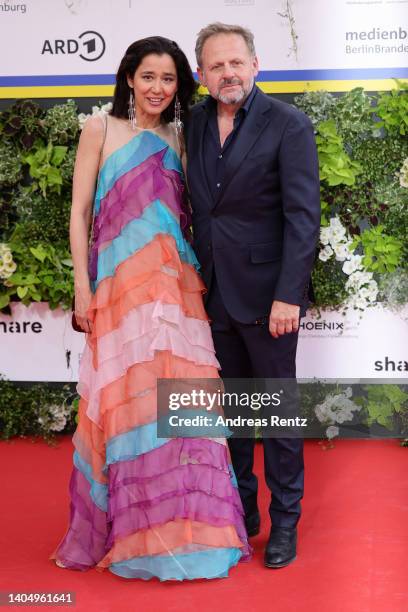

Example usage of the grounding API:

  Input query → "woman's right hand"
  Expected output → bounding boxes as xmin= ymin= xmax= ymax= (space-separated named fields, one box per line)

xmin=74 ymin=284 xmax=93 ymax=333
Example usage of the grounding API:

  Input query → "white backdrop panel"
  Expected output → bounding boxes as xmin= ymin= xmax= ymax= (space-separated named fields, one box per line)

xmin=0 ymin=0 xmax=407 ymax=77
xmin=0 ymin=303 xmax=406 ymax=382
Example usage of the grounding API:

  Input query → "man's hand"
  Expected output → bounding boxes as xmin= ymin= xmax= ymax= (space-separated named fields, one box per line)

xmin=269 ymin=300 xmax=300 ymax=338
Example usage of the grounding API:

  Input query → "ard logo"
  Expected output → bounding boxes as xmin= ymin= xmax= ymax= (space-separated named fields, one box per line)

xmin=41 ymin=31 xmax=106 ymax=62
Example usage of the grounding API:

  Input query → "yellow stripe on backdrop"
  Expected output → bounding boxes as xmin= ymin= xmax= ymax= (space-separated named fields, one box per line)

xmin=0 ymin=80 xmax=406 ymax=99
xmin=0 ymin=85 xmax=115 ymax=99
xmin=257 ymin=79 xmax=408 ymax=94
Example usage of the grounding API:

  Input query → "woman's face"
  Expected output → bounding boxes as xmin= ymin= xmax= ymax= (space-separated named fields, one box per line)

xmin=127 ymin=53 xmax=178 ymax=120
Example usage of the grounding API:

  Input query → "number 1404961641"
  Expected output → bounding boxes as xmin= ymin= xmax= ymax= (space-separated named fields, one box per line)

xmin=0 ymin=592 xmax=75 ymax=606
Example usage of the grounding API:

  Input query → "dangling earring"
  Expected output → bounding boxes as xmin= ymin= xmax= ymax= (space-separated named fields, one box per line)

xmin=174 ymin=94 xmax=183 ymax=135
xmin=128 ymin=90 xmax=137 ymax=130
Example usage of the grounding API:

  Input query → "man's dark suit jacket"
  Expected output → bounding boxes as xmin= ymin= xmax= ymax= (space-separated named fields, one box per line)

xmin=185 ymin=86 xmax=321 ymax=323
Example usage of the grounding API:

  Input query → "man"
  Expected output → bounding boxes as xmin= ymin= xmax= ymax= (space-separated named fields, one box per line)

xmin=185 ymin=23 xmax=320 ymax=568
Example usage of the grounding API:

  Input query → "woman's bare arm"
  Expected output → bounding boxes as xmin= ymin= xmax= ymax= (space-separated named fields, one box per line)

xmin=70 ymin=114 xmax=105 ymax=332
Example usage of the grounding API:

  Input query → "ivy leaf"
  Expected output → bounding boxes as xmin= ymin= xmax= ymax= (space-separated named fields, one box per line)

xmin=0 ymin=294 xmax=10 ymax=309
xmin=30 ymin=246 xmax=47 ymax=262
xmin=17 ymin=286 xmax=28 ymax=298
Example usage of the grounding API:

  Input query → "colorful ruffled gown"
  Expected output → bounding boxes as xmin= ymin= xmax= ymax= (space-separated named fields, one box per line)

xmin=51 ymin=120 xmax=251 ymax=580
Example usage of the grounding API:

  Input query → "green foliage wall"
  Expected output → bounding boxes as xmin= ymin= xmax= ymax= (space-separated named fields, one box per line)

xmin=1 ymin=87 xmax=407 ymax=315
xmin=0 ymin=88 xmax=407 ymax=442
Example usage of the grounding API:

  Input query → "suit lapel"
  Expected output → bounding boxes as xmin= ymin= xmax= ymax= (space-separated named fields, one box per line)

xmin=213 ymin=89 xmax=273 ymax=208
xmin=193 ymin=104 xmax=213 ymax=206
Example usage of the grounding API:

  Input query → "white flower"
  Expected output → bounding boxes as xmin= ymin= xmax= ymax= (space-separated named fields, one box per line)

xmin=345 ymin=270 xmax=373 ymax=290
xmin=358 ymin=287 xmax=371 ymax=299
xmin=319 ymin=245 xmax=334 ymax=262
xmin=78 ymin=104 xmax=111 ymax=130
xmin=398 ymin=158 xmax=408 ymax=188
xmin=329 ymin=217 xmax=346 ymax=233
xmin=0 ymin=245 xmax=16 ymax=279
xmin=326 ymin=425 xmax=339 ymax=439
xmin=329 ymin=219 xmax=347 ymax=241
xmin=342 ymin=255 xmax=363 ymax=276
xmin=320 ymin=227 xmax=331 ymax=246
xmin=359 ymin=282 xmax=378 ymax=302
xmin=348 ymin=295 xmax=369 ymax=310
xmin=315 ymin=390 xmax=360 ymax=429
xmin=101 ymin=102 xmax=112 ymax=113
xmin=315 ymin=403 xmax=330 ymax=423
xmin=77 ymin=112 xmax=88 ymax=129
xmin=336 ymin=411 xmax=348 ymax=424
xmin=4 ymin=264 xmax=16 ymax=278
xmin=44 ymin=404 xmax=71 ymax=432
xmin=333 ymin=243 xmax=351 ymax=261
xmin=331 ymin=230 xmax=347 ymax=244
xmin=49 ymin=416 xmax=67 ymax=432
xmin=366 ymin=280 xmax=378 ymax=302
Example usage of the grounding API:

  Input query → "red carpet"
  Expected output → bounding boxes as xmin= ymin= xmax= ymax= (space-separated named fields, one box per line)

xmin=1 ymin=437 xmax=407 ymax=612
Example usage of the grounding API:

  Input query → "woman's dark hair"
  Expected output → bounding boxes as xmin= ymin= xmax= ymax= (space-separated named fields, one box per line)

xmin=111 ymin=36 xmax=197 ymax=124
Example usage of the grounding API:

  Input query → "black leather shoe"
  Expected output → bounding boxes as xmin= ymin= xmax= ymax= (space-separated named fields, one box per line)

xmin=264 ymin=527 xmax=297 ymax=568
xmin=244 ymin=510 xmax=260 ymax=537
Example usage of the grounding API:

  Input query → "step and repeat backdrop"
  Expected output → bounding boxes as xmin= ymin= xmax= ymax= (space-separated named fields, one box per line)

xmin=0 ymin=0 xmax=407 ymax=381
xmin=0 ymin=303 xmax=407 ymax=381
xmin=0 ymin=0 xmax=407 ymax=97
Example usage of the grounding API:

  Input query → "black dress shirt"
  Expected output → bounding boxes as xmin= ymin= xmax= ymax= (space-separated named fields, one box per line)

xmin=203 ymin=85 xmax=257 ymax=202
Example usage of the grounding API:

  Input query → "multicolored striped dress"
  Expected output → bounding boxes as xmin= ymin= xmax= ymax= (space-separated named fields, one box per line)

xmin=51 ymin=118 xmax=251 ymax=581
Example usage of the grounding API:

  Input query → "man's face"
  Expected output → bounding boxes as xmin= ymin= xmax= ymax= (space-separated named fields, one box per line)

xmin=197 ymin=33 xmax=258 ymax=105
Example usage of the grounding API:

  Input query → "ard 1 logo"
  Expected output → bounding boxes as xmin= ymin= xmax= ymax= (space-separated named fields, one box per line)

xmin=41 ymin=31 xmax=106 ymax=61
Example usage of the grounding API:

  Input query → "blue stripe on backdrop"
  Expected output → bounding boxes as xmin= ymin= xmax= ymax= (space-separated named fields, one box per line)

xmin=1 ymin=67 xmax=407 ymax=87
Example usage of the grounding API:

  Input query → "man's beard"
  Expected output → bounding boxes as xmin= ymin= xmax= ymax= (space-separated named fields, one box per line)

xmin=216 ymin=77 xmax=254 ymax=104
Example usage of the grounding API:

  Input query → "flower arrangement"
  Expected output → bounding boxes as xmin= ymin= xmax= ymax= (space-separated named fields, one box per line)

xmin=0 ymin=100 xmax=79 ymax=311
xmin=398 ymin=157 xmax=408 ymax=188
xmin=0 ymin=88 xmax=407 ymax=316
xmin=311 ymin=383 xmax=408 ymax=448
xmin=318 ymin=217 xmax=378 ymax=311
xmin=37 ymin=403 xmax=73 ymax=433
xmin=295 ymin=84 xmax=408 ymax=313
xmin=0 ymin=376 xmax=78 ymax=441
xmin=77 ymin=101 xmax=112 ymax=130
xmin=315 ymin=387 xmax=362 ymax=443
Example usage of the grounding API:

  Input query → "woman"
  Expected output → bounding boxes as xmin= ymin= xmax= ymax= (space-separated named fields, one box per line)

xmin=51 ymin=37 xmax=251 ymax=581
